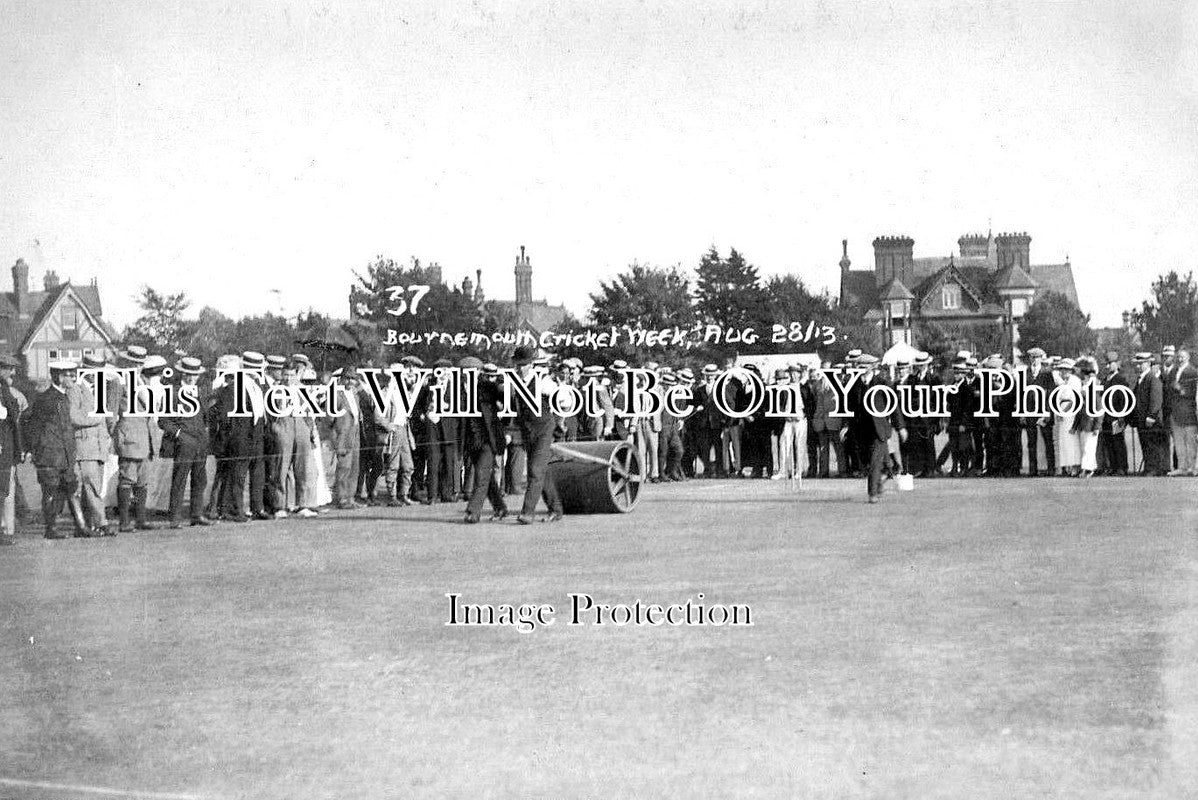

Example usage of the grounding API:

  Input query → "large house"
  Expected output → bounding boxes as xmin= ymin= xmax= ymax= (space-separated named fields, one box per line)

xmin=484 ymin=246 xmax=569 ymax=334
xmin=1 ymin=258 xmax=118 ymax=388
xmin=838 ymin=230 xmax=1079 ymax=356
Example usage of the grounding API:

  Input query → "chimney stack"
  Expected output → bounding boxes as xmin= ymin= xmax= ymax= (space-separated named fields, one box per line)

xmin=12 ymin=259 xmax=28 ymax=317
xmin=514 ymin=246 xmax=533 ymax=304
xmin=44 ymin=269 xmax=60 ymax=291
xmin=839 ymin=240 xmax=851 ymax=272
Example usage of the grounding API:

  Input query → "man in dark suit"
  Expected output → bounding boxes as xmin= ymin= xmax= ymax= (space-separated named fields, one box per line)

xmin=0 ymin=356 xmax=24 ymax=544
xmin=849 ymin=355 xmax=906 ymax=503
xmin=1097 ymin=352 xmax=1129 ymax=476
xmin=512 ymin=346 xmax=563 ymax=524
xmin=1167 ymin=347 xmax=1198 ymax=475
xmin=1131 ymin=352 xmax=1167 ymax=475
xmin=26 ymin=361 xmax=89 ymax=538
xmin=1159 ymin=344 xmax=1177 ymax=468
xmin=1022 ymin=347 xmax=1056 ymax=476
xmin=462 ymin=358 xmax=509 ymax=523
xmin=160 ymin=357 xmax=213 ymax=528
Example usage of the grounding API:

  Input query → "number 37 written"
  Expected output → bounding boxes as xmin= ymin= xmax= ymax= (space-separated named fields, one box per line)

xmin=383 ymin=285 xmax=431 ymax=316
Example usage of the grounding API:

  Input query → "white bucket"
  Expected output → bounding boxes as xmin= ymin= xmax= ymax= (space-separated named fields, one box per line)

xmin=895 ymin=473 xmax=915 ymax=492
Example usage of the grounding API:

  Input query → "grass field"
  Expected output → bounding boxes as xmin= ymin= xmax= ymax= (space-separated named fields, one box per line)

xmin=2 ymin=476 xmax=1197 ymax=799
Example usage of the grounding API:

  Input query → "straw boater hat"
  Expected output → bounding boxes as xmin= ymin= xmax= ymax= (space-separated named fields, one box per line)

xmin=701 ymin=363 xmax=718 ymax=377
xmin=176 ymin=356 xmax=205 ymax=375
xmin=1026 ymin=347 xmax=1046 ymax=359
xmin=1056 ymin=357 xmax=1076 ymax=371
xmin=532 ymin=350 xmax=551 ymax=367
xmin=49 ymin=359 xmax=78 ymax=373
xmin=913 ymin=352 xmax=932 ymax=367
xmin=400 ymin=355 xmax=424 ymax=367
xmin=482 ymin=362 xmax=499 ymax=377
xmin=142 ymin=355 xmax=168 ymax=374
xmin=120 ymin=344 xmax=148 ymax=365
xmin=434 ymin=357 xmax=454 ymax=368
xmin=82 ymin=353 xmax=107 ymax=369
xmin=609 ymin=359 xmax=628 ymax=371
xmin=458 ymin=356 xmax=483 ymax=370
xmin=291 ymin=353 xmax=311 ymax=366
xmin=300 ymin=368 xmax=318 ymax=383
xmin=241 ymin=351 xmax=265 ymax=369
xmin=1132 ymin=351 xmax=1153 ymax=363
xmin=678 ymin=367 xmax=695 ymax=382
xmin=661 ymin=371 xmax=678 ymax=386
xmin=1162 ymin=345 xmax=1176 ymax=356
xmin=582 ymin=365 xmax=604 ymax=378
xmin=266 ymin=355 xmax=287 ymax=370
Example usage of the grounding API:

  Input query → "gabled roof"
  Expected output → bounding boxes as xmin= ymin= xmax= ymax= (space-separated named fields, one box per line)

xmin=490 ymin=299 xmax=569 ymax=334
xmin=17 ymin=282 xmax=115 ymax=352
xmin=994 ymin=262 xmax=1038 ymax=291
xmin=915 ymin=262 xmax=985 ymax=309
xmin=879 ymin=277 xmax=915 ymax=301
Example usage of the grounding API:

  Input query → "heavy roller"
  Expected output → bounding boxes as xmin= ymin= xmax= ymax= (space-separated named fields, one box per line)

xmin=547 ymin=440 xmax=643 ymax=514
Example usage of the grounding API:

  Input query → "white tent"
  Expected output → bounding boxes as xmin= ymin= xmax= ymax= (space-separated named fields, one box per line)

xmin=881 ymin=341 xmax=922 ymax=365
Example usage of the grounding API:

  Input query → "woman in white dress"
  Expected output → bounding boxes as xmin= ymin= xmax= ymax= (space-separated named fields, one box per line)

xmin=301 ymin=370 xmax=333 ymax=508
xmin=1052 ymin=358 xmax=1082 ymax=475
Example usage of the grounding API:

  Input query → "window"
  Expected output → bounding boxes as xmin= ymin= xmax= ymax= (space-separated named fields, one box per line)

xmin=941 ymin=283 xmax=961 ymax=310
xmin=61 ymin=306 xmax=79 ymax=341
xmin=48 ymin=349 xmax=59 ymax=359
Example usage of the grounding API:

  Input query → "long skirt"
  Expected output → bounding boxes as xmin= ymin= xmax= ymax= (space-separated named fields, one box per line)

xmin=1055 ymin=414 xmax=1080 ymax=468
xmin=1078 ymin=430 xmax=1099 ymax=472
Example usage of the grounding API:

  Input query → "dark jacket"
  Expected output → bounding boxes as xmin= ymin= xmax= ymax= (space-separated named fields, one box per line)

xmin=465 ymin=380 xmax=506 ymax=454
xmin=160 ymin=381 xmax=210 ymax=456
xmin=850 ymin=374 xmax=905 ymax=443
xmin=0 ymin=381 xmax=24 ymax=459
xmin=27 ymin=386 xmax=76 ymax=469
xmin=1131 ymin=372 xmax=1163 ymax=429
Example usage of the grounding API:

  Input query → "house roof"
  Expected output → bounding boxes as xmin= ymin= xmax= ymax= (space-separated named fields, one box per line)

xmin=1029 ymin=263 xmax=1078 ymax=306
xmin=13 ymin=282 xmax=116 ymax=352
xmin=879 ymin=277 xmax=915 ymax=301
xmin=490 ymin=299 xmax=569 ymax=334
xmin=840 ymin=270 xmax=880 ymax=310
xmin=994 ymin=263 xmax=1038 ymax=291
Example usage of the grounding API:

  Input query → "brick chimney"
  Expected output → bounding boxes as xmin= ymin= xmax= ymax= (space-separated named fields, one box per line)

xmin=11 ymin=259 xmax=28 ymax=317
xmin=514 ymin=246 xmax=532 ymax=304
xmin=43 ymin=269 xmax=60 ymax=291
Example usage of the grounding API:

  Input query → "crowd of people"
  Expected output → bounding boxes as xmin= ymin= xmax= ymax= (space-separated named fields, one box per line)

xmin=0 ymin=339 xmax=1192 ymax=543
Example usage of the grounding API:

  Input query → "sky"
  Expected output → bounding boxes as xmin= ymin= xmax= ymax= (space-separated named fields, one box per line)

xmin=1 ymin=0 xmax=1196 ymax=330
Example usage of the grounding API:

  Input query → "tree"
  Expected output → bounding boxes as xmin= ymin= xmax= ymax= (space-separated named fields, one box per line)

xmin=587 ymin=262 xmax=696 ymax=363
xmin=694 ymin=247 xmax=768 ymax=330
xmin=123 ymin=286 xmax=192 ymax=355
xmin=1018 ymin=291 xmax=1097 ymax=358
xmin=918 ymin=321 xmax=1007 ymax=369
xmin=349 ymin=256 xmax=487 ymax=364
xmin=761 ymin=275 xmax=842 ymax=356
xmin=1128 ymin=270 xmax=1198 ymax=350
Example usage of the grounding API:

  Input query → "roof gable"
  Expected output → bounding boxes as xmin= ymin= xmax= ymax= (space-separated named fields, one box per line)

xmin=18 ymin=282 xmax=115 ymax=351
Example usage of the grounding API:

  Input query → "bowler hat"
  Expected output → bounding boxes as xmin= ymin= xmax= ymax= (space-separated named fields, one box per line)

xmin=512 ymin=346 xmax=535 ymax=366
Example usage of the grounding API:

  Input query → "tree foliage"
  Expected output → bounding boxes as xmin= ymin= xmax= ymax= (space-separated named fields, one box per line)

xmin=586 ymin=262 xmax=696 ymax=363
xmin=349 ymin=256 xmax=486 ymax=363
xmin=1128 ymin=270 xmax=1198 ymax=350
xmin=122 ymin=286 xmax=192 ymax=355
xmin=1018 ymin=291 xmax=1097 ymax=358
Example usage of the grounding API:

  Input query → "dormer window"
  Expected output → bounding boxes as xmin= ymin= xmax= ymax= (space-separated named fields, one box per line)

xmin=62 ymin=305 xmax=79 ymax=341
xmin=941 ymin=284 xmax=961 ymax=310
